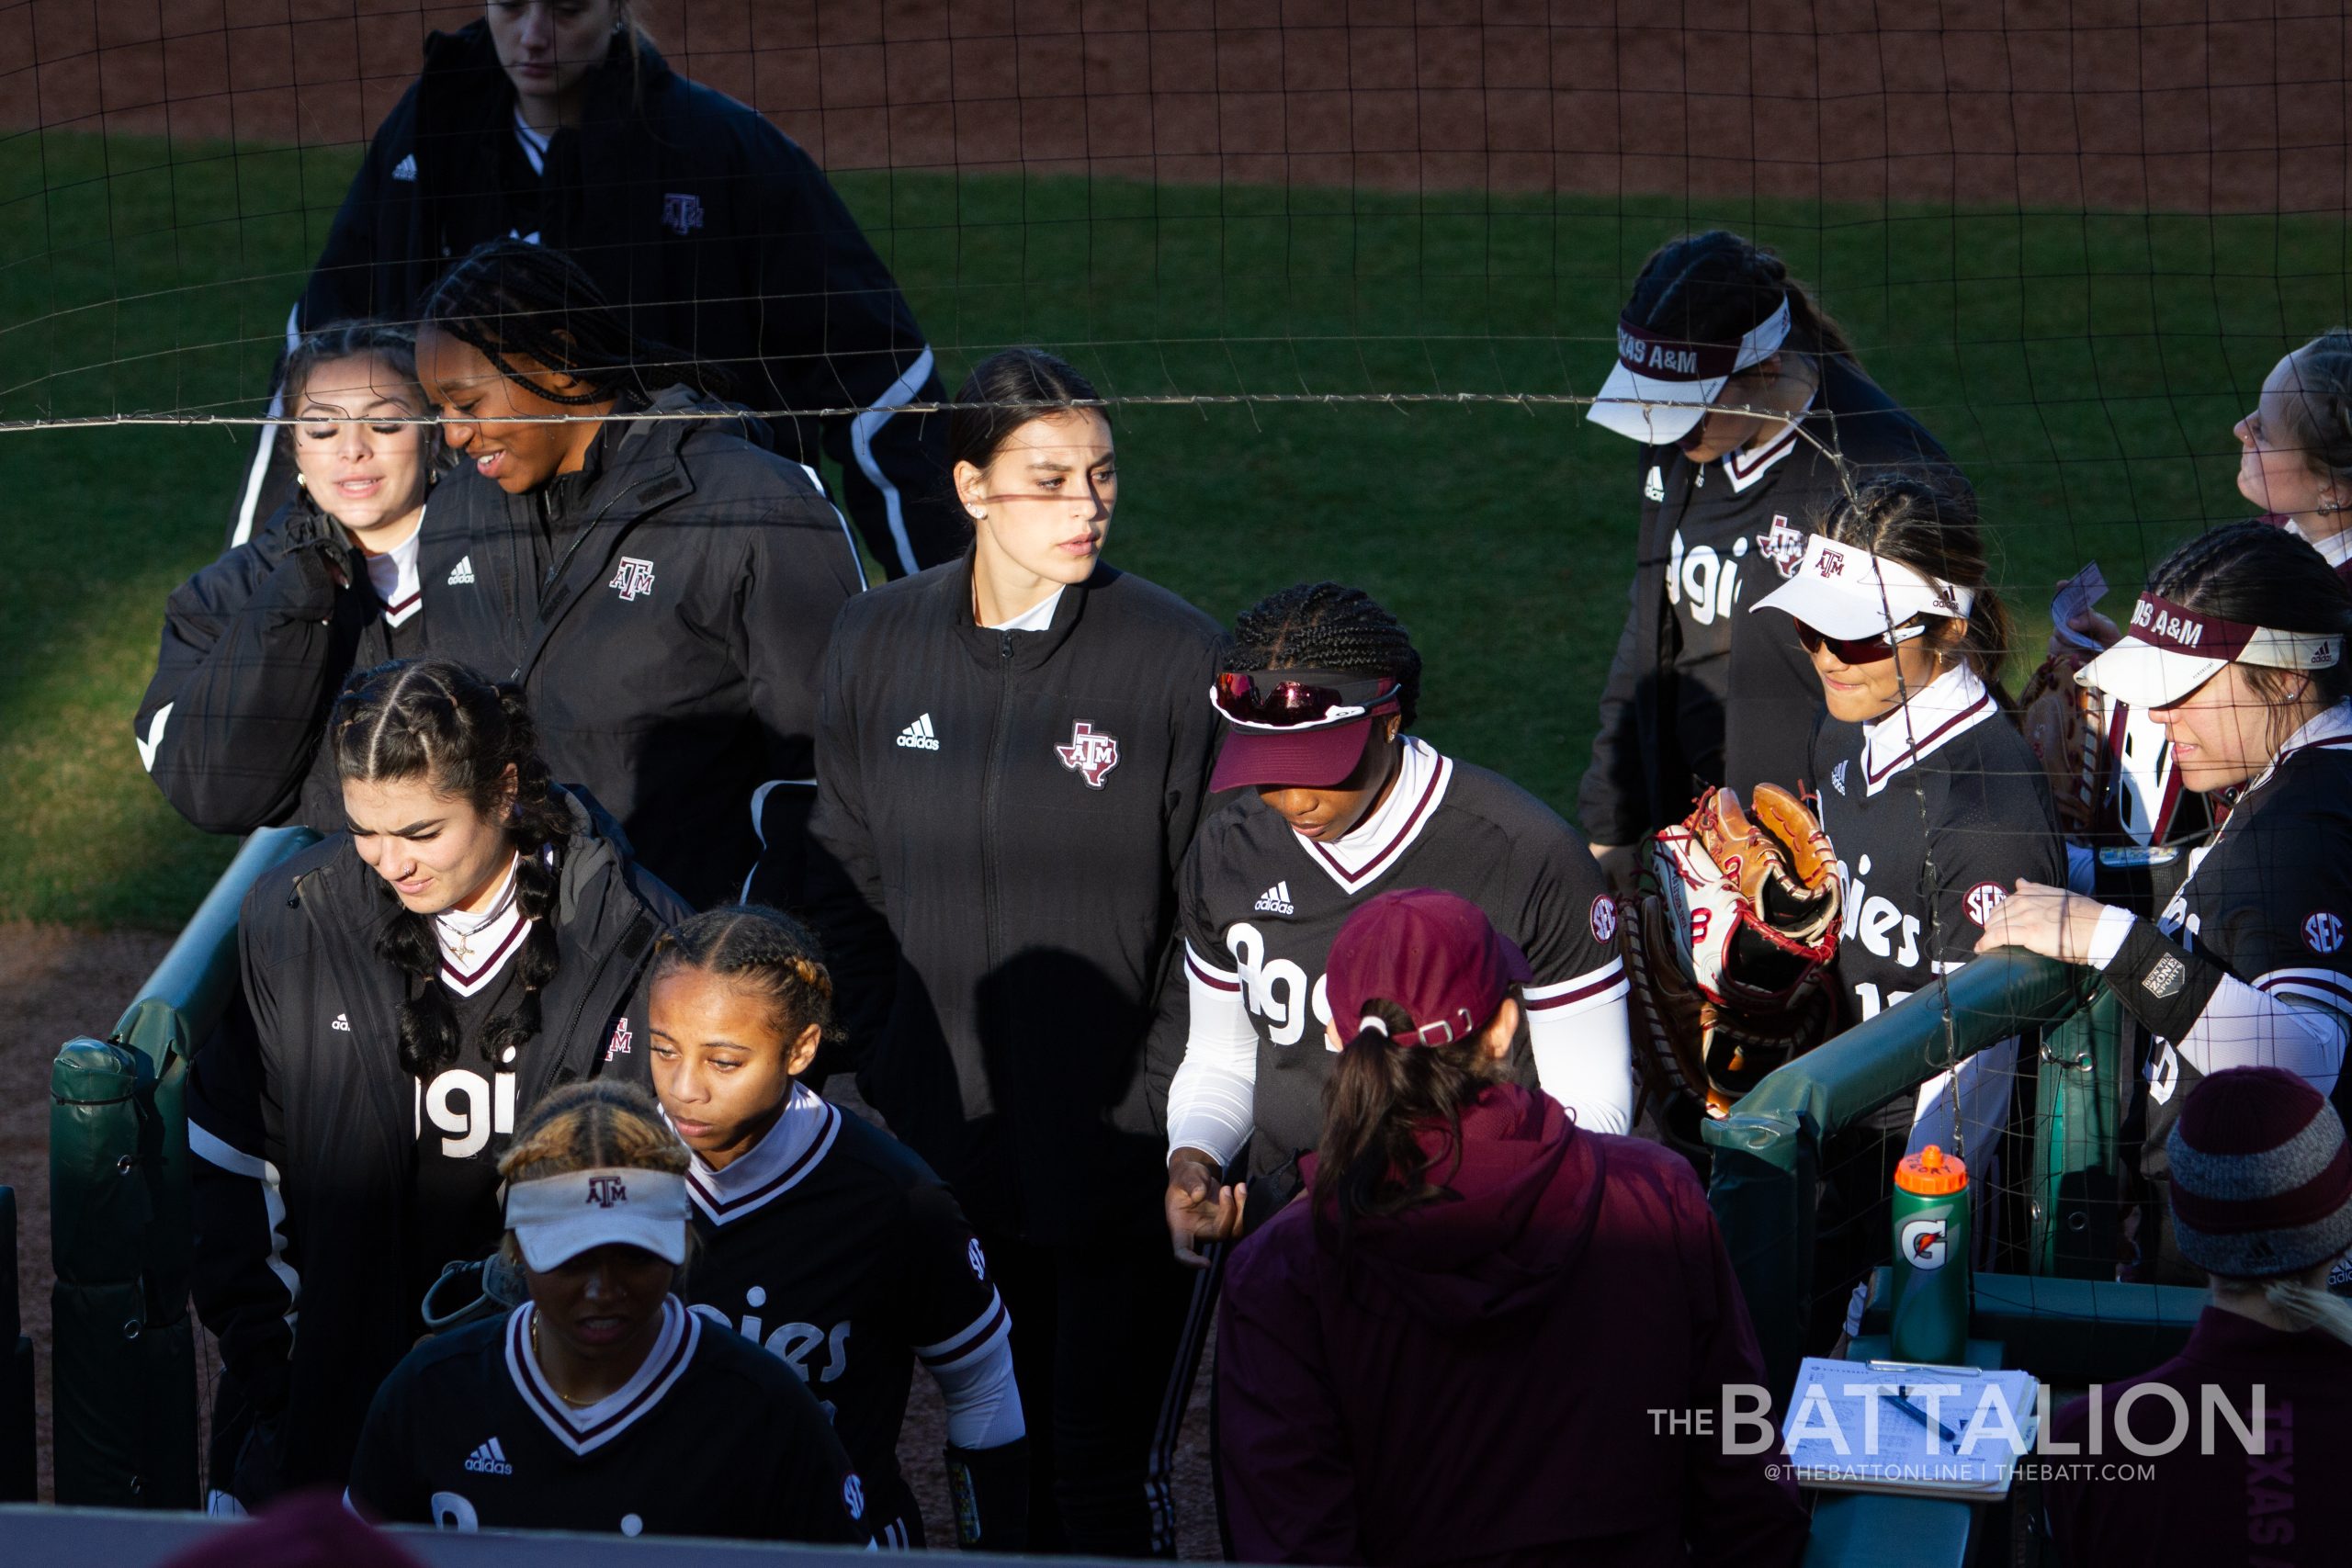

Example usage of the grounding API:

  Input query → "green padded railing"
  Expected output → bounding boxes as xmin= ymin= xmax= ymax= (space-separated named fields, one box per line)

xmin=49 ymin=826 xmax=320 ymax=1508
xmin=1702 ymin=950 xmax=2100 ymax=1396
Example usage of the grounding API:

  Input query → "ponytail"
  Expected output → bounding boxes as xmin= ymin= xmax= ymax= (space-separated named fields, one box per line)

xmin=331 ymin=660 xmax=572 ymax=1079
xmin=2211 ymin=1274 xmax=2352 ymax=1350
xmin=1622 ymin=230 xmax=1860 ymax=371
xmin=1311 ymin=998 xmax=1507 ymax=1250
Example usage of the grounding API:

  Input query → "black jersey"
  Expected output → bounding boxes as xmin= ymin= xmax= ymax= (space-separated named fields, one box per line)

xmin=1812 ymin=669 xmax=2064 ymax=1134
xmin=349 ymin=1299 xmax=871 ymax=1546
xmin=683 ymin=1089 xmax=1006 ymax=1546
xmin=1578 ymin=357 xmax=1962 ymax=844
xmin=2105 ymin=706 xmax=2352 ymax=1198
xmin=1164 ymin=739 xmax=1631 ymax=1204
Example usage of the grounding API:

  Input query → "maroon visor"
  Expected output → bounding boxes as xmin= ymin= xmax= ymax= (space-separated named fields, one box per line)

xmin=1208 ymin=671 xmax=1402 ymax=793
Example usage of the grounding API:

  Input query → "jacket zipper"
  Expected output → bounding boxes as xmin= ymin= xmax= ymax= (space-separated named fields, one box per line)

xmin=978 ymin=631 xmax=1018 ymax=1207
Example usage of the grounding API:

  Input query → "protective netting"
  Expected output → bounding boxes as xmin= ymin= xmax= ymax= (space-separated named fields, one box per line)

xmin=11 ymin=1 xmax=2352 ymax=1388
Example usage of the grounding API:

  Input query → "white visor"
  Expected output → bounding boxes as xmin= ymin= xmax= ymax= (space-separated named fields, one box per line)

xmin=504 ymin=1167 xmax=691 ymax=1271
xmin=1751 ymin=532 xmax=1975 ymax=639
xmin=2075 ymin=592 xmax=2342 ymax=709
xmin=1587 ymin=299 xmax=1792 ymax=446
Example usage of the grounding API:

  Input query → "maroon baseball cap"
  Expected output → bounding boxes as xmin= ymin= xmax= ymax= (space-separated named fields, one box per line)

xmin=1325 ymin=887 xmax=1532 ymax=1048
xmin=1207 ymin=669 xmax=1402 ymax=794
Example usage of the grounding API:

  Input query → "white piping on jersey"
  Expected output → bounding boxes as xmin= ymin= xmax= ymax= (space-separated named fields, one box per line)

xmin=914 ymin=1292 xmax=1011 ymax=1374
xmin=136 ymin=702 xmax=174 ymax=773
xmin=435 ymin=856 xmax=529 ymax=997
xmin=681 ymin=1086 xmax=842 ymax=1223
xmin=513 ymin=107 xmax=550 ymax=175
xmin=1718 ymin=386 xmax=1816 ymax=493
xmin=1293 ymin=737 xmax=1451 ymax=891
xmin=362 ymin=510 xmax=427 ymax=626
xmin=507 ymin=1298 xmax=698 ymax=1454
xmin=188 ymin=1120 xmax=301 ymax=1338
xmin=1860 ymin=663 xmax=1996 ymax=795
xmin=849 ymin=344 xmax=937 ymax=578
xmin=2233 ymin=699 xmax=2352 ymax=804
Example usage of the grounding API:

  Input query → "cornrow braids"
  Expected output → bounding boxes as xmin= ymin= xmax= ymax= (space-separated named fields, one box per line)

xmin=1225 ymin=581 xmax=1424 ymax=728
xmin=331 ymin=659 xmax=574 ymax=1079
xmin=2147 ymin=520 xmax=2352 ymax=706
xmin=499 ymin=1080 xmax=689 ymax=1187
xmin=2271 ymin=329 xmax=2352 ymax=491
xmin=650 ymin=905 xmax=837 ymax=1055
xmin=1623 ymin=229 xmax=1860 ymax=368
xmin=419 ymin=240 xmax=728 ymax=407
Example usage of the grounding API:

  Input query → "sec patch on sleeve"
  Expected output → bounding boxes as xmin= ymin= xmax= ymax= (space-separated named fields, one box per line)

xmin=2306 ymin=911 xmax=2346 ymax=954
xmin=1589 ymin=895 xmax=1619 ymax=945
xmin=1963 ymin=882 xmax=2008 ymax=928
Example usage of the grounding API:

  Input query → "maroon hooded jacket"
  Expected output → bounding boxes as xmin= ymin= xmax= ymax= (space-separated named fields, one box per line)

xmin=1216 ymin=1084 xmax=1808 ymax=1567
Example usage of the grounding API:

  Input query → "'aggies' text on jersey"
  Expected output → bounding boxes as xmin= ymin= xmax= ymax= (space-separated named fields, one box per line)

xmin=1164 ymin=738 xmax=1632 ymax=1208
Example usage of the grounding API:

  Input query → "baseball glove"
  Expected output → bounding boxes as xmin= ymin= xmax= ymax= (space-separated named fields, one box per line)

xmin=2018 ymin=649 xmax=2102 ymax=833
xmin=1623 ymin=784 xmax=1844 ymax=1120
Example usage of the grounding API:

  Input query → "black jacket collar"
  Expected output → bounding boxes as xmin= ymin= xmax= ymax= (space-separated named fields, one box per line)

xmin=942 ymin=554 xmax=1101 ymax=671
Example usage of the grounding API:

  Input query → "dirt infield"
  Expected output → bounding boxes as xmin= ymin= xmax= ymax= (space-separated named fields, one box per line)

xmin=8 ymin=0 xmax=2344 ymax=213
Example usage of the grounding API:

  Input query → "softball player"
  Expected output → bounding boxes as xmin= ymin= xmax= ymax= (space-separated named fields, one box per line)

xmin=1160 ymin=581 xmax=1632 ymax=1258
xmin=1979 ymin=520 xmax=2352 ymax=1282
xmin=279 ymin=0 xmax=954 ymax=575
xmin=187 ymin=660 xmax=687 ymax=1507
xmin=1581 ymin=229 xmax=1967 ymax=872
xmin=646 ymin=907 xmax=1026 ymax=1551
xmin=801 ymin=349 xmax=1221 ymax=1557
xmin=139 ymin=322 xmax=435 ymax=835
xmin=2238 ymin=330 xmax=2352 ymax=585
xmin=348 ymin=1081 xmax=870 ymax=1546
xmin=412 ymin=239 xmax=865 ymax=909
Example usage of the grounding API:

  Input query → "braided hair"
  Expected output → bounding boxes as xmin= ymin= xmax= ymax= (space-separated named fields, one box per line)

xmin=1818 ymin=473 xmax=2015 ymax=696
xmin=1225 ymin=582 xmax=1423 ymax=728
xmin=496 ymin=1080 xmax=692 ymax=1271
xmin=2270 ymin=329 xmax=2352 ymax=495
xmin=331 ymin=659 xmax=572 ymax=1080
xmin=649 ymin=905 xmax=837 ymax=1058
xmin=1622 ymin=230 xmax=1858 ymax=367
xmin=2146 ymin=520 xmax=2352 ymax=707
xmin=418 ymin=239 xmax=727 ymax=407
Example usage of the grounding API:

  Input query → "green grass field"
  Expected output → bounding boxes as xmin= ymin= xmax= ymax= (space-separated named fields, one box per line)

xmin=4 ymin=127 xmax=2345 ymax=925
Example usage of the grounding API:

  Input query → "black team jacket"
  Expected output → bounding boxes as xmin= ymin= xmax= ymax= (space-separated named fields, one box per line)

xmin=1576 ymin=356 xmax=1964 ymax=845
xmin=421 ymin=386 xmax=866 ymax=910
xmin=795 ymin=559 xmax=1225 ymax=1243
xmin=187 ymin=786 xmax=689 ymax=1503
xmin=299 ymin=21 xmax=958 ymax=577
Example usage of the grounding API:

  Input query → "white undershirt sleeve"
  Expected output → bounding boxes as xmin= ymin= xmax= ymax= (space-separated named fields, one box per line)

xmin=1522 ymin=959 xmax=1634 ymax=1135
xmin=918 ymin=1293 xmax=1024 ymax=1451
xmin=1164 ymin=942 xmax=1260 ymax=1168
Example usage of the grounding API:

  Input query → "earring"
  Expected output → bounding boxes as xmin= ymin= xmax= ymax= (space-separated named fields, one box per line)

xmin=295 ymin=472 xmax=308 ymax=490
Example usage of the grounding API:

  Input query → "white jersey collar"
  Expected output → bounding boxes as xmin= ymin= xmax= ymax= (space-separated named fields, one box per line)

xmin=435 ymin=855 xmax=528 ymax=997
xmin=2241 ymin=699 xmax=2352 ymax=800
xmin=987 ymin=585 xmax=1065 ymax=632
xmin=1295 ymin=735 xmax=1453 ymax=892
xmin=507 ymin=1297 xmax=698 ymax=1455
xmin=513 ymin=107 xmax=550 ymax=175
xmin=362 ymin=511 xmax=425 ymax=626
xmin=681 ymin=1083 xmax=842 ymax=1224
xmin=2288 ymin=517 xmax=2352 ymax=570
xmin=1720 ymin=387 xmax=1818 ymax=493
xmin=1860 ymin=662 xmax=1996 ymax=795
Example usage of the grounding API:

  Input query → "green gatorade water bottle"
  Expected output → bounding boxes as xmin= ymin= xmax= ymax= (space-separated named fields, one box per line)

xmin=1889 ymin=1145 xmax=1970 ymax=1365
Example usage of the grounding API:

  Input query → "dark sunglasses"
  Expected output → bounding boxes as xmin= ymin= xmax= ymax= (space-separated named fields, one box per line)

xmin=1213 ymin=670 xmax=1398 ymax=728
xmin=1794 ymin=619 xmax=1929 ymax=666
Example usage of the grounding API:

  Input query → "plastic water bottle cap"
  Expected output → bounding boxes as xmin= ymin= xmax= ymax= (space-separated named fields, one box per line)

xmin=1895 ymin=1144 xmax=1969 ymax=1194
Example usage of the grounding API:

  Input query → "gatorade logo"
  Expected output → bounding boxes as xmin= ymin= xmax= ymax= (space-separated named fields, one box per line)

xmin=1900 ymin=1217 xmax=1950 ymax=1270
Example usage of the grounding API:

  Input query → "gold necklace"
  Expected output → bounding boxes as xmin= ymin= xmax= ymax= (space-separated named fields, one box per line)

xmin=530 ymin=1313 xmax=597 ymax=1407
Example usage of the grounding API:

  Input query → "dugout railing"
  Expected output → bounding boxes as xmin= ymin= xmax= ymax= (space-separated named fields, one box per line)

xmin=48 ymin=826 xmax=318 ymax=1508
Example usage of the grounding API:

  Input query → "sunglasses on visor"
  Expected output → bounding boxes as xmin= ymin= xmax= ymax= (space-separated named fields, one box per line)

xmin=1794 ymin=619 xmax=1931 ymax=665
xmin=1213 ymin=670 xmax=1399 ymax=728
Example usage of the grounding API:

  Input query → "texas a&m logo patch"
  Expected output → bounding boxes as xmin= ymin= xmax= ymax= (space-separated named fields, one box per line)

xmin=605 ymin=1016 xmax=633 ymax=1062
xmin=585 ymin=1174 xmax=629 ymax=1208
xmin=1056 ymin=722 xmax=1119 ymax=788
xmin=1759 ymin=515 xmax=1804 ymax=579
xmin=609 ymin=558 xmax=657 ymax=602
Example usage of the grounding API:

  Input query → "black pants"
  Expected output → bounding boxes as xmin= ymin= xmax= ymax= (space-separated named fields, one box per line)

xmin=980 ymin=1224 xmax=1196 ymax=1557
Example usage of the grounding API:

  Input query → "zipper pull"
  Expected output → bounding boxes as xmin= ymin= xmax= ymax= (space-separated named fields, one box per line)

xmin=1000 ymin=631 xmax=1013 ymax=662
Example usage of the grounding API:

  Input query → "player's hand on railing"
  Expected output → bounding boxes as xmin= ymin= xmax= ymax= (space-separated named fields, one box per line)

xmin=1973 ymin=879 xmax=2109 ymax=965
xmin=1165 ymin=1147 xmax=1246 ymax=1269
